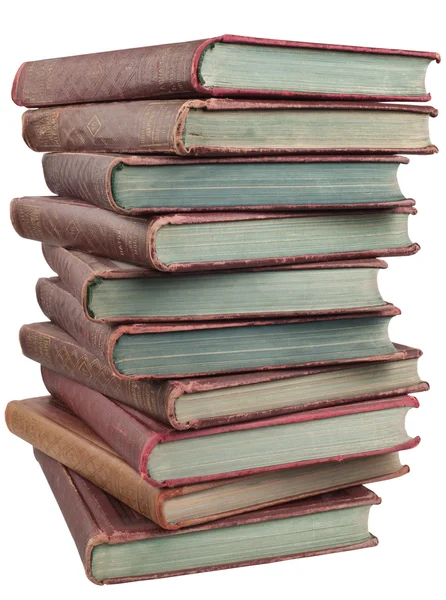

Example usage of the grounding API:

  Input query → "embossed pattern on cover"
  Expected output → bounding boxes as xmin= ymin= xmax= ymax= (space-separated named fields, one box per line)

xmin=34 ymin=450 xmax=381 ymax=585
xmin=12 ymin=34 xmax=440 ymax=107
xmin=41 ymin=153 xmax=414 ymax=214
xmin=15 ymin=377 xmax=420 ymax=488
xmin=20 ymin=322 xmax=428 ymax=429
xmin=5 ymin=394 xmax=406 ymax=530
xmin=42 ymin=244 xmax=391 ymax=322
xmin=10 ymin=197 xmax=420 ymax=272
xmin=34 ymin=277 xmax=404 ymax=380
xmin=21 ymin=99 xmax=439 ymax=156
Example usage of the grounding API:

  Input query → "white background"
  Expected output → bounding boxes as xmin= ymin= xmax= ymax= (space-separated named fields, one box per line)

xmin=1 ymin=1 xmax=445 ymax=598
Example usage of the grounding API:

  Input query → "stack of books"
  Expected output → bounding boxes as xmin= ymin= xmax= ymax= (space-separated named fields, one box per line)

xmin=6 ymin=34 xmax=439 ymax=585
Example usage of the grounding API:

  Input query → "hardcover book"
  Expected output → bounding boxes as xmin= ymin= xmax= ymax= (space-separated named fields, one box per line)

xmin=34 ymin=450 xmax=382 ymax=584
xmin=35 ymin=277 xmax=402 ymax=379
xmin=4 ymin=394 xmax=406 ymax=529
xmin=21 ymin=99 xmax=438 ymax=156
xmin=42 ymin=153 xmax=415 ymax=214
xmin=42 ymin=245 xmax=392 ymax=322
xmin=11 ymin=197 xmax=419 ymax=272
xmin=20 ymin=322 xmax=428 ymax=429
xmin=7 ymin=374 xmax=420 ymax=487
xmin=12 ymin=34 xmax=439 ymax=107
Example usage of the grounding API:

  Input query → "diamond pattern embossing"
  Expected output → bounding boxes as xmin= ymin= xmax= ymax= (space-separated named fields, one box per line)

xmin=66 ymin=219 xmax=81 ymax=240
xmin=87 ymin=115 xmax=102 ymax=137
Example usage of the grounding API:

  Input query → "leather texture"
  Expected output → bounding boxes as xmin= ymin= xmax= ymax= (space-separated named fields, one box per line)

xmin=34 ymin=451 xmax=382 ymax=585
xmin=21 ymin=99 xmax=439 ymax=156
xmin=12 ymin=378 xmax=420 ymax=488
xmin=5 ymin=396 xmax=404 ymax=533
xmin=11 ymin=196 xmax=420 ymax=272
xmin=34 ymin=277 xmax=403 ymax=380
xmin=20 ymin=322 xmax=429 ymax=430
xmin=41 ymin=152 xmax=414 ymax=215
xmin=42 ymin=244 xmax=391 ymax=323
xmin=12 ymin=34 xmax=440 ymax=107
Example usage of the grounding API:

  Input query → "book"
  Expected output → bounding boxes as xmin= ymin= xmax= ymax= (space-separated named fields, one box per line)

xmin=34 ymin=450 xmax=382 ymax=585
xmin=10 ymin=197 xmax=419 ymax=272
xmin=42 ymin=245 xmax=392 ymax=322
xmin=21 ymin=322 xmax=428 ymax=429
xmin=35 ymin=278 xmax=402 ymax=379
xmin=12 ymin=34 xmax=440 ymax=107
xmin=41 ymin=153 xmax=415 ymax=214
xmin=4 ymin=394 xmax=406 ymax=529
xmin=21 ymin=99 xmax=438 ymax=156
xmin=8 ymin=375 xmax=419 ymax=487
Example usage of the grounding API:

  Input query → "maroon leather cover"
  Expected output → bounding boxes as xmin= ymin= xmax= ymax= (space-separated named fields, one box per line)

xmin=12 ymin=34 xmax=440 ymax=107
xmin=38 ymin=370 xmax=420 ymax=487
xmin=21 ymin=99 xmax=438 ymax=156
xmin=11 ymin=196 xmax=420 ymax=272
xmin=20 ymin=322 xmax=428 ymax=429
xmin=35 ymin=277 xmax=403 ymax=379
xmin=5 ymin=393 xmax=404 ymax=531
xmin=34 ymin=450 xmax=381 ymax=585
xmin=42 ymin=244 xmax=391 ymax=322
xmin=42 ymin=153 xmax=414 ymax=214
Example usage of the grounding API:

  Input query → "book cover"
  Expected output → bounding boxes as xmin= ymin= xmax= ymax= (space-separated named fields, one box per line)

xmin=34 ymin=277 xmax=403 ymax=379
xmin=12 ymin=34 xmax=439 ymax=107
xmin=7 ymin=377 xmax=420 ymax=488
xmin=34 ymin=450 xmax=382 ymax=585
xmin=3 ymin=392 xmax=406 ymax=529
xmin=11 ymin=197 xmax=420 ymax=272
xmin=21 ymin=99 xmax=438 ymax=156
xmin=20 ymin=322 xmax=428 ymax=429
xmin=42 ymin=245 xmax=392 ymax=322
xmin=42 ymin=153 xmax=415 ymax=215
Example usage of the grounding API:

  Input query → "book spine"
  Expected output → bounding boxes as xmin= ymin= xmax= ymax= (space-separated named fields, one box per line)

xmin=22 ymin=99 xmax=187 ymax=154
xmin=19 ymin=322 xmax=171 ymax=424
xmin=12 ymin=40 xmax=205 ymax=107
xmin=10 ymin=196 xmax=152 ymax=267
xmin=35 ymin=277 xmax=114 ymax=365
xmin=5 ymin=400 xmax=164 ymax=524
xmin=33 ymin=449 xmax=104 ymax=584
xmin=41 ymin=369 xmax=157 ymax=476
xmin=42 ymin=244 xmax=95 ymax=307
xmin=43 ymin=153 xmax=119 ymax=212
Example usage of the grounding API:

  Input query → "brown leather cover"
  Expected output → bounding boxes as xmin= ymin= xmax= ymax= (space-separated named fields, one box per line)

xmin=11 ymin=196 xmax=420 ymax=272
xmin=42 ymin=244 xmax=391 ymax=322
xmin=20 ymin=322 xmax=428 ymax=429
xmin=34 ymin=450 xmax=382 ymax=584
xmin=4 ymin=392 xmax=404 ymax=534
xmin=12 ymin=34 xmax=440 ymax=107
xmin=42 ymin=152 xmax=414 ymax=214
xmin=21 ymin=99 xmax=438 ymax=156
xmin=18 ymin=375 xmax=419 ymax=487
xmin=35 ymin=277 xmax=403 ymax=379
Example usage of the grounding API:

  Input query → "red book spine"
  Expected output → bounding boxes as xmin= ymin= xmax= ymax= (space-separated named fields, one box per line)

xmin=42 ymin=369 xmax=163 ymax=476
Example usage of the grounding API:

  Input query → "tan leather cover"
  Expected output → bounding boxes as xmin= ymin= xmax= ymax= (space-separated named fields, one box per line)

xmin=6 ymin=397 xmax=401 ymax=533
xmin=7 ymin=383 xmax=419 ymax=488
